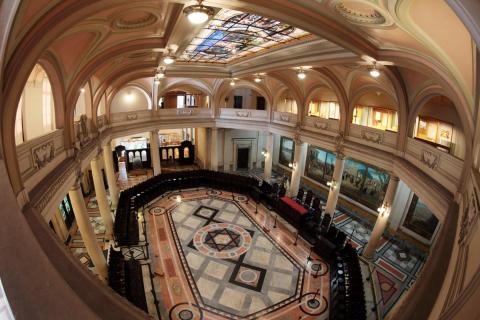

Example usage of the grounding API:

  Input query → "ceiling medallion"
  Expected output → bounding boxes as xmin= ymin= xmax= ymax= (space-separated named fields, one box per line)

xmin=334 ymin=1 xmax=386 ymax=25
xmin=113 ymin=11 xmax=158 ymax=31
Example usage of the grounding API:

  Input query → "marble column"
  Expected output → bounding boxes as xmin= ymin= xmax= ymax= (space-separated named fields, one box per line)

xmin=51 ymin=207 xmax=69 ymax=242
xmin=324 ymin=155 xmax=345 ymax=216
xmin=288 ymin=139 xmax=308 ymax=197
xmin=210 ymin=128 xmax=219 ymax=171
xmin=363 ymin=175 xmax=400 ymax=259
xmin=264 ymin=132 xmax=273 ymax=180
xmin=91 ymin=154 xmax=114 ymax=239
xmin=69 ymin=182 xmax=108 ymax=280
xmin=103 ymin=144 xmax=119 ymax=209
xmin=150 ymin=130 xmax=161 ymax=175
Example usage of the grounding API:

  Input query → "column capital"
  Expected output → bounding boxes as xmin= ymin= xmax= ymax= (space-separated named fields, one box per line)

xmin=334 ymin=132 xmax=345 ymax=158
xmin=389 ymin=175 xmax=400 ymax=182
xmin=73 ymin=166 xmax=84 ymax=187
xmin=336 ymin=152 xmax=346 ymax=160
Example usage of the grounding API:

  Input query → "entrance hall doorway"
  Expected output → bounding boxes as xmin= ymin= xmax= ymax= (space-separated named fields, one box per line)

xmin=237 ymin=148 xmax=249 ymax=169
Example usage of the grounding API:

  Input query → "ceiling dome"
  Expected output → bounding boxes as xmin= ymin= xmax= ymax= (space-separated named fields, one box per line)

xmin=334 ymin=1 xmax=386 ymax=25
xmin=112 ymin=10 xmax=158 ymax=31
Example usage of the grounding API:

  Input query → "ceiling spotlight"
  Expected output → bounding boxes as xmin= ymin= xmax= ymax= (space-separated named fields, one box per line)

xmin=254 ymin=75 xmax=262 ymax=83
xmin=163 ymin=55 xmax=175 ymax=65
xmin=183 ymin=0 xmax=214 ymax=25
xmin=297 ymin=69 xmax=306 ymax=80
xmin=369 ymin=63 xmax=380 ymax=78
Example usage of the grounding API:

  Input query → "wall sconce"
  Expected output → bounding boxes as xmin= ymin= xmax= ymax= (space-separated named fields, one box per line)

xmin=288 ymin=162 xmax=297 ymax=169
xmin=261 ymin=149 xmax=269 ymax=158
xmin=327 ymin=180 xmax=337 ymax=190
xmin=377 ymin=203 xmax=390 ymax=217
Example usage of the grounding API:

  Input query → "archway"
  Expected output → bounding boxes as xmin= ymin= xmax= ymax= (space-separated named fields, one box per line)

xmin=350 ymin=90 xmax=399 ymax=132
xmin=410 ymin=95 xmax=466 ymax=159
xmin=14 ymin=64 xmax=57 ymax=145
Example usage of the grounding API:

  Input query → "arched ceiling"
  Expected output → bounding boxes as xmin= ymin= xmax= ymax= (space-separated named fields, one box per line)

xmin=1 ymin=0 xmax=476 ymax=140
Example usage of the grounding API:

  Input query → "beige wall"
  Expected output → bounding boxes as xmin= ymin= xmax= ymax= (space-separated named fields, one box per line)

xmin=111 ymin=86 xmax=151 ymax=113
xmin=222 ymin=129 xmax=266 ymax=171
xmin=226 ymin=88 xmax=265 ymax=109
xmin=195 ymin=127 xmax=209 ymax=169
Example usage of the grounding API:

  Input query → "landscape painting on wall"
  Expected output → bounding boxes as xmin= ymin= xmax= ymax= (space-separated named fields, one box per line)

xmin=340 ymin=158 xmax=390 ymax=210
xmin=305 ymin=146 xmax=336 ymax=185
xmin=403 ymin=195 xmax=439 ymax=241
xmin=279 ymin=136 xmax=294 ymax=167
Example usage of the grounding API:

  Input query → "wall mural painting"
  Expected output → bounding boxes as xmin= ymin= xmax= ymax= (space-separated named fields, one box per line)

xmin=279 ymin=136 xmax=294 ymax=167
xmin=305 ymin=146 xmax=336 ymax=185
xmin=403 ymin=195 xmax=439 ymax=241
xmin=341 ymin=158 xmax=390 ymax=210
xmin=180 ymin=9 xmax=310 ymax=63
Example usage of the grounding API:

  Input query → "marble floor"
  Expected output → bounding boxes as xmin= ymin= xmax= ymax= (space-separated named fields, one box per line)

xmin=145 ymin=189 xmax=329 ymax=320
xmin=332 ymin=209 xmax=426 ymax=318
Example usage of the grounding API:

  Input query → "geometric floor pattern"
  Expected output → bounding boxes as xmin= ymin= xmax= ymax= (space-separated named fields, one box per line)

xmin=146 ymin=189 xmax=330 ymax=320
xmin=169 ymin=197 xmax=303 ymax=318
xmin=333 ymin=210 xmax=426 ymax=318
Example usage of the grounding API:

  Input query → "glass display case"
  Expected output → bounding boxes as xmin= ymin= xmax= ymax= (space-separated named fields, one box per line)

xmin=308 ymin=100 xmax=340 ymax=119
xmin=352 ymin=105 xmax=398 ymax=132
xmin=414 ymin=116 xmax=453 ymax=152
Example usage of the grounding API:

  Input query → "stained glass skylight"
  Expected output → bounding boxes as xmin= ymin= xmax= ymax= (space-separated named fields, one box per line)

xmin=180 ymin=9 xmax=311 ymax=63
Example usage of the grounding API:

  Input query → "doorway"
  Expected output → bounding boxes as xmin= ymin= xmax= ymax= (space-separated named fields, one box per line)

xmin=234 ymin=96 xmax=243 ymax=109
xmin=237 ymin=148 xmax=250 ymax=169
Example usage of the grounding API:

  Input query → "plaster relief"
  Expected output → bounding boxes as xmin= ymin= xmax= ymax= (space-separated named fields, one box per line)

xmin=421 ymin=150 xmax=439 ymax=169
xmin=459 ymin=184 xmax=479 ymax=245
xmin=177 ymin=109 xmax=193 ymax=116
xmin=314 ymin=121 xmax=328 ymax=130
xmin=236 ymin=110 xmax=251 ymax=118
xmin=126 ymin=113 xmax=138 ymax=121
xmin=32 ymin=141 xmax=55 ymax=169
xmin=280 ymin=113 xmax=291 ymax=122
xmin=361 ymin=130 xmax=383 ymax=144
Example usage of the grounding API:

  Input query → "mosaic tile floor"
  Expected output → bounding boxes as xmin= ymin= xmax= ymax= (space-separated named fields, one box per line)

xmin=145 ymin=189 xmax=329 ymax=320
xmin=69 ymin=211 xmax=109 ymax=271
xmin=332 ymin=210 xmax=426 ymax=317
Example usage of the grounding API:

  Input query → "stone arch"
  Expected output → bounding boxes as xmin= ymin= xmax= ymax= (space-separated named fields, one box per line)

xmin=214 ymin=79 xmax=273 ymax=111
xmin=110 ymin=84 xmax=152 ymax=113
xmin=309 ymin=68 xmax=349 ymax=132
xmin=348 ymin=84 xmax=400 ymax=133
xmin=408 ymin=87 xmax=467 ymax=159
xmin=272 ymin=86 xmax=299 ymax=114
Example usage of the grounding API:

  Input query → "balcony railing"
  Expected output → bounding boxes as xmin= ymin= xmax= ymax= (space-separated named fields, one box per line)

xmin=348 ymin=124 xmax=398 ymax=152
xmin=16 ymin=129 xmax=65 ymax=183
xmin=405 ymin=137 xmax=463 ymax=193
xmin=303 ymin=116 xmax=340 ymax=135
xmin=218 ymin=108 xmax=268 ymax=121
xmin=272 ymin=111 xmax=297 ymax=127
xmin=110 ymin=108 xmax=214 ymax=127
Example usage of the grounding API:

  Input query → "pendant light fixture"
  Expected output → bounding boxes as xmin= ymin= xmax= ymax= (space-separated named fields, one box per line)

xmin=297 ymin=68 xmax=306 ymax=80
xmin=254 ymin=74 xmax=262 ymax=83
xmin=183 ymin=0 xmax=214 ymax=25
xmin=369 ymin=62 xmax=380 ymax=78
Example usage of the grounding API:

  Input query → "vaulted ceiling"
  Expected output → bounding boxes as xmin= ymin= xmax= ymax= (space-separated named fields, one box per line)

xmin=1 ymin=0 xmax=475 ymax=128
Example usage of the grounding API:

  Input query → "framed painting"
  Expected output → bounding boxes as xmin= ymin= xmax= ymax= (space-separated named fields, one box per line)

xmin=403 ymin=195 xmax=439 ymax=241
xmin=279 ymin=136 xmax=294 ymax=167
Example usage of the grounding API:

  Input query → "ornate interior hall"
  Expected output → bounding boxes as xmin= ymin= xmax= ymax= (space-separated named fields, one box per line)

xmin=0 ymin=1 xmax=480 ymax=319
